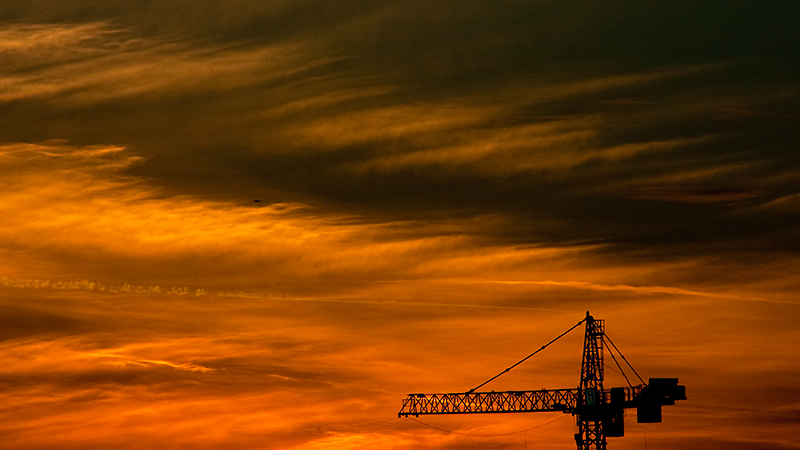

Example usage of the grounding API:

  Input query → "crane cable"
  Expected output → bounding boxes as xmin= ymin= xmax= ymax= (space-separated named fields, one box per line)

xmin=468 ymin=317 xmax=586 ymax=393
xmin=605 ymin=340 xmax=633 ymax=388
xmin=603 ymin=332 xmax=646 ymax=385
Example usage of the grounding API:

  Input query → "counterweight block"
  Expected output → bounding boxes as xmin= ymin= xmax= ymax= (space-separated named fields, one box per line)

xmin=637 ymin=378 xmax=687 ymax=423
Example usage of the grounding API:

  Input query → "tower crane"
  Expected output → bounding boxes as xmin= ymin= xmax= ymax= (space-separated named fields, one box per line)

xmin=398 ymin=311 xmax=686 ymax=450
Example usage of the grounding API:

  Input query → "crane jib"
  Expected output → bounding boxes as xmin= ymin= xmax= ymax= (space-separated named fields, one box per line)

xmin=399 ymin=388 xmax=582 ymax=416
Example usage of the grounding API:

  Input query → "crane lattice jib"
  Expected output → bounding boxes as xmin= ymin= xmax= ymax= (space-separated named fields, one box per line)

xmin=399 ymin=389 xmax=579 ymax=416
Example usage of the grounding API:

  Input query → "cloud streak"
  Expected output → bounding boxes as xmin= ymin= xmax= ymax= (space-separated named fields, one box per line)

xmin=0 ymin=22 xmax=320 ymax=104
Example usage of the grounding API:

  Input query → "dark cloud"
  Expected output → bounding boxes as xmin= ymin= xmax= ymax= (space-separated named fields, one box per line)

xmin=0 ymin=304 xmax=90 ymax=341
xmin=3 ymin=1 xmax=797 ymax=266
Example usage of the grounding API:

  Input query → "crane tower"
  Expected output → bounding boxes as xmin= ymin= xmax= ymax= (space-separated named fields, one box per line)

xmin=398 ymin=312 xmax=686 ymax=450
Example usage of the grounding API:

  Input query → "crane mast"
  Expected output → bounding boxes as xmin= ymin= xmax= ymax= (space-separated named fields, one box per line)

xmin=577 ymin=313 xmax=606 ymax=449
xmin=398 ymin=312 xmax=686 ymax=450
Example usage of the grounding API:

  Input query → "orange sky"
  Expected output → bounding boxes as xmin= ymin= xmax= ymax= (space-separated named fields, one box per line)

xmin=1 ymin=3 xmax=799 ymax=450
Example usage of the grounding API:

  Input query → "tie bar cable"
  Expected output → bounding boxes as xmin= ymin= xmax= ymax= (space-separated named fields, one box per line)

xmin=468 ymin=317 xmax=586 ymax=393
xmin=605 ymin=341 xmax=633 ymax=388
xmin=603 ymin=332 xmax=646 ymax=385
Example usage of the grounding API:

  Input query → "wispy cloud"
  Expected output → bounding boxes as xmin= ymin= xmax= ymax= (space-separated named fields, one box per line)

xmin=0 ymin=22 xmax=317 ymax=104
xmin=89 ymin=352 xmax=215 ymax=373
xmin=2 ymin=140 xmax=611 ymax=297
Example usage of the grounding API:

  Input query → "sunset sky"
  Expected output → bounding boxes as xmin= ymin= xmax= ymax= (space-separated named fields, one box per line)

xmin=1 ymin=2 xmax=799 ymax=449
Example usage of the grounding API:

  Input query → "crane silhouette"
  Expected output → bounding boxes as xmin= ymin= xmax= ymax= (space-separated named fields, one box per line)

xmin=398 ymin=311 xmax=686 ymax=450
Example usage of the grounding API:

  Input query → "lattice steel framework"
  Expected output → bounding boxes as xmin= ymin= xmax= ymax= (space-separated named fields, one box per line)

xmin=576 ymin=313 xmax=606 ymax=450
xmin=400 ymin=389 xmax=579 ymax=415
